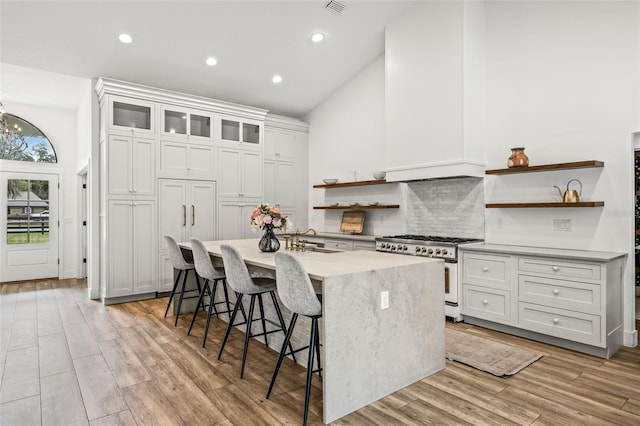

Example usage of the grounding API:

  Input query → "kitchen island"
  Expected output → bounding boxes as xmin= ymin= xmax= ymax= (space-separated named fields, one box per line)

xmin=179 ymin=239 xmax=445 ymax=423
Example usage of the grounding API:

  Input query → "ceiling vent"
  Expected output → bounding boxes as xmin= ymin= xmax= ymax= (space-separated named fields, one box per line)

xmin=325 ymin=0 xmax=346 ymax=14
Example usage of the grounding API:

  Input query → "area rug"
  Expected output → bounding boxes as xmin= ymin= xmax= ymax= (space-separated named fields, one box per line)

xmin=446 ymin=329 xmax=543 ymax=377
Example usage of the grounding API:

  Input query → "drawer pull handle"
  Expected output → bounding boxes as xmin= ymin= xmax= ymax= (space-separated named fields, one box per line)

xmin=482 ymin=267 xmax=489 ymax=272
xmin=552 ymin=289 xmax=560 ymax=295
xmin=482 ymin=299 xmax=489 ymax=305
xmin=552 ymin=318 xmax=560 ymax=325
xmin=552 ymin=266 xmax=559 ymax=272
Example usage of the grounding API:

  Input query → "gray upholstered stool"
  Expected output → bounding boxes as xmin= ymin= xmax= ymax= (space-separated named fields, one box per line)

xmin=217 ymin=244 xmax=296 ymax=378
xmin=267 ymin=251 xmax=322 ymax=426
xmin=187 ymin=238 xmax=235 ymax=347
xmin=163 ymin=235 xmax=202 ymax=326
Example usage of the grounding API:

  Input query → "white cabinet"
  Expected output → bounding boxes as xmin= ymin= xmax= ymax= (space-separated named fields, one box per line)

xmin=264 ymin=127 xmax=295 ymax=160
xmin=159 ymin=140 xmax=217 ymax=179
xmin=158 ymin=179 xmax=216 ymax=291
xmin=106 ymin=199 xmax=157 ymax=297
xmin=107 ymin=134 xmax=155 ymax=197
xmin=354 ymin=241 xmax=376 ymax=251
xmin=264 ymin=159 xmax=295 ymax=210
xmin=217 ymin=201 xmax=258 ymax=240
xmin=218 ymin=148 xmax=263 ymax=199
xmin=216 ymin=114 xmax=263 ymax=148
xmin=460 ymin=244 xmax=625 ymax=358
xmin=106 ymin=95 xmax=155 ymax=134
xmin=325 ymin=239 xmax=355 ymax=251
xmin=161 ymin=106 xmax=213 ymax=140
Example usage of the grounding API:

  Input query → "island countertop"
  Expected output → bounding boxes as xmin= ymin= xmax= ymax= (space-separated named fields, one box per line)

xmin=179 ymin=238 xmax=439 ymax=281
xmin=179 ymin=238 xmax=446 ymax=423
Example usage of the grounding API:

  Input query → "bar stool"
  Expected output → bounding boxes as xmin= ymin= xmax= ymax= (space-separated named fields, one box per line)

xmin=163 ymin=235 xmax=203 ymax=326
xmin=187 ymin=238 xmax=236 ymax=348
xmin=218 ymin=244 xmax=296 ymax=378
xmin=267 ymin=251 xmax=322 ymax=426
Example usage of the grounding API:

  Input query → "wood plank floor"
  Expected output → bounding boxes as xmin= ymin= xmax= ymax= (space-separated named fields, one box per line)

xmin=1 ymin=278 xmax=639 ymax=425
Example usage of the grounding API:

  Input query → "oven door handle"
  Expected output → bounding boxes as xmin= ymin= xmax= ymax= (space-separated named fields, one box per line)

xmin=444 ymin=265 xmax=450 ymax=295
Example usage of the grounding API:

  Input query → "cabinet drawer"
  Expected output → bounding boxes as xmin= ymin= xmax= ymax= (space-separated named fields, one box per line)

xmin=462 ymin=252 xmax=511 ymax=289
xmin=518 ymin=275 xmax=601 ymax=315
xmin=462 ymin=285 xmax=511 ymax=324
xmin=518 ymin=257 xmax=601 ymax=281
xmin=518 ymin=302 xmax=601 ymax=347
xmin=324 ymin=239 xmax=353 ymax=251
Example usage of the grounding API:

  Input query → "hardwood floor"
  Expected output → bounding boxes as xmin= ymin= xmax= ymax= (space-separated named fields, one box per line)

xmin=1 ymin=278 xmax=639 ymax=425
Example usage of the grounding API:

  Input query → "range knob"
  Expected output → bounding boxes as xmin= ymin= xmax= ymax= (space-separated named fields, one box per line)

xmin=402 ymin=245 xmax=408 ymax=251
xmin=420 ymin=247 xmax=427 ymax=253
xmin=427 ymin=248 xmax=434 ymax=255
xmin=435 ymin=249 xmax=442 ymax=255
xmin=442 ymin=249 xmax=448 ymax=255
xmin=391 ymin=245 xmax=396 ymax=251
xmin=415 ymin=246 xmax=420 ymax=253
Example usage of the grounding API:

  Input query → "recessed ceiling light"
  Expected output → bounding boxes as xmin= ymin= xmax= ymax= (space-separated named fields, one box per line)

xmin=206 ymin=57 xmax=217 ymax=66
xmin=272 ymin=75 xmax=283 ymax=84
xmin=118 ymin=33 xmax=133 ymax=44
xmin=311 ymin=33 xmax=325 ymax=43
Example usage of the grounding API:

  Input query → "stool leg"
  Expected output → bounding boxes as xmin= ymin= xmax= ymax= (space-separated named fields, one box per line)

xmin=303 ymin=317 xmax=319 ymax=426
xmin=174 ymin=269 xmax=190 ymax=326
xmin=187 ymin=278 xmax=209 ymax=336
xmin=218 ymin=293 xmax=244 ymax=360
xmin=315 ymin=320 xmax=322 ymax=378
xmin=202 ymin=280 xmax=217 ymax=347
xmin=211 ymin=279 xmax=220 ymax=317
xmin=240 ymin=295 xmax=257 ymax=378
xmin=195 ymin=275 xmax=205 ymax=312
xmin=221 ymin=279 xmax=232 ymax=315
xmin=257 ymin=293 xmax=268 ymax=346
xmin=266 ymin=313 xmax=298 ymax=399
xmin=270 ymin=291 xmax=297 ymax=364
xmin=164 ymin=269 xmax=182 ymax=318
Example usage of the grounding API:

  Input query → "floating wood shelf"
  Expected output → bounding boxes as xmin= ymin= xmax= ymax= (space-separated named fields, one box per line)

xmin=313 ymin=204 xmax=400 ymax=210
xmin=313 ymin=179 xmax=390 ymax=189
xmin=486 ymin=202 xmax=605 ymax=208
xmin=485 ymin=160 xmax=604 ymax=175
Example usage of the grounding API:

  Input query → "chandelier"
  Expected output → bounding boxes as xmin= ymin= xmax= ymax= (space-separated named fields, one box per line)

xmin=0 ymin=102 xmax=28 ymax=159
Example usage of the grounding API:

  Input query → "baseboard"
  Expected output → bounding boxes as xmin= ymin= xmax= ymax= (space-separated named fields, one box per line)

xmin=624 ymin=329 xmax=638 ymax=347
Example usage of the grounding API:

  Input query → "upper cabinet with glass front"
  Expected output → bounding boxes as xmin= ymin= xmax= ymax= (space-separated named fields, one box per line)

xmin=161 ymin=106 xmax=214 ymax=140
xmin=107 ymin=95 xmax=156 ymax=135
xmin=216 ymin=114 xmax=263 ymax=149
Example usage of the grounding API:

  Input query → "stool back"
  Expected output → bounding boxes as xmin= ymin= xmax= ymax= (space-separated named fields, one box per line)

xmin=165 ymin=235 xmax=192 ymax=270
xmin=220 ymin=244 xmax=266 ymax=294
xmin=274 ymin=252 xmax=321 ymax=317
xmin=190 ymin=238 xmax=224 ymax=280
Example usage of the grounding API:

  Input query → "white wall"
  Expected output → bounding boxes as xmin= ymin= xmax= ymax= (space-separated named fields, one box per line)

xmin=483 ymin=0 xmax=639 ymax=345
xmin=305 ymin=55 xmax=406 ymax=235
xmin=1 ymin=63 xmax=94 ymax=280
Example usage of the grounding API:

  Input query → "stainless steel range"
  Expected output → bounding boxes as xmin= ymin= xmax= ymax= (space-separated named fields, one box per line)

xmin=375 ymin=234 xmax=483 ymax=321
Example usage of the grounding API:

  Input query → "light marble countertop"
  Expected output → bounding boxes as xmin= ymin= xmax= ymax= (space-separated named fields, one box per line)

xmin=180 ymin=238 xmax=440 ymax=281
xmin=460 ymin=242 xmax=627 ymax=262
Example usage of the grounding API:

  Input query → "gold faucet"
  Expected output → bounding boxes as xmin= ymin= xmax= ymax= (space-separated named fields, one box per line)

xmin=300 ymin=228 xmax=317 ymax=236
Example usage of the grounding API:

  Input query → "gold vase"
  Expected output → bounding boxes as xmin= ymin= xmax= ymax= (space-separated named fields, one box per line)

xmin=507 ymin=147 xmax=529 ymax=168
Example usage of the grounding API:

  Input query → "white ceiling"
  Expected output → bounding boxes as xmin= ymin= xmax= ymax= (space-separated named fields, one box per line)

xmin=0 ymin=0 xmax=415 ymax=118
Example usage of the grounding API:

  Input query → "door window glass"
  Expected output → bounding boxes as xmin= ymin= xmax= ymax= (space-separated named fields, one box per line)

xmin=7 ymin=179 xmax=50 ymax=244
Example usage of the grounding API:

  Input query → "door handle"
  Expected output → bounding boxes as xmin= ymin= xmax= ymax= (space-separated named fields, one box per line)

xmin=191 ymin=205 xmax=195 ymax=226
xmin=183 ymin=205 xmax=186 ymax=226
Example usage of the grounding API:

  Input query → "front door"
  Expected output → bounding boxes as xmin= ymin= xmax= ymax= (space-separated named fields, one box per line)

xmin=0 ymin=172 xmax=59 ymax=282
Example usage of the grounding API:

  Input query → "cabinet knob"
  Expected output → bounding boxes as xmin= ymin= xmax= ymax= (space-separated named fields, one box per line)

xmin=552 ymin=289 xmax=560 ymax=295
xmin=552 ymin=266 xmax=560 ymax=272
xmin=552 ymin=318 xmax=560 ymax=325
xmin=482 ymin=299 xmax=488 ymax=305
xmin=482 ymin=267 xmax=489 ymax=272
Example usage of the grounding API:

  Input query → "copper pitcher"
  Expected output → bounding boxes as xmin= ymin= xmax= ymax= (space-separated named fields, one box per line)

xmin=554 ymin=179 xmax=582 ymax=203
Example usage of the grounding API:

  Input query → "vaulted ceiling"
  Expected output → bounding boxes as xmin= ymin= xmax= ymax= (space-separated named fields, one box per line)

xmin=0 ymin=0 xmax=415 ymax=118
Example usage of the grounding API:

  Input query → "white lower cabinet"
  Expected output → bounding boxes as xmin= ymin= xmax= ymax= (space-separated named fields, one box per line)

xmin=217 ymin=200 xmax=260 ymax=241
xmin=158 ymin=179 xmax=217 ymax=291
xmin=106 ymin=199 xmax=157 ymax=297
xmin=460 ymin=244 xmax=625 ymax=358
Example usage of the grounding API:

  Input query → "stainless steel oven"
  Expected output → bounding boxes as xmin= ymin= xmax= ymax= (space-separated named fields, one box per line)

xmin=375 ymin=235 xmax=482 ymax=321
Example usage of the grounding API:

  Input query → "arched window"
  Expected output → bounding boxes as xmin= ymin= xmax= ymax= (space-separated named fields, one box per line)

xmin=0 ymin=108 xmax=57 ymax=163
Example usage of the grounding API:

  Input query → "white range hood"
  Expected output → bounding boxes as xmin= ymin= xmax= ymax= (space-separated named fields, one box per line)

xmin=384 ymin=1 xmax=486 ymax=182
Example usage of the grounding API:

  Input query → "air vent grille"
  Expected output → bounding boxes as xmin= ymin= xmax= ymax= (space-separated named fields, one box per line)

xmin=325 ymin=0 xmax=346 ymax=14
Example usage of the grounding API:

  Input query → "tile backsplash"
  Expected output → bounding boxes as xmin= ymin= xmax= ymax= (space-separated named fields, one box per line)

xmin=406 ymin=177 xmax=485 ymax=239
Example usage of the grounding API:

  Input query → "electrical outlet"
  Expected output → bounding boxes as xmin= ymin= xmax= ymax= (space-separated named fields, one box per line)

xmin=380 ymin=291 xmax=389 ymax=309
xmin=554 ymin=219 xmax=572 ymax=231
xmin=496 ymin=217 xmax=503 ymax=229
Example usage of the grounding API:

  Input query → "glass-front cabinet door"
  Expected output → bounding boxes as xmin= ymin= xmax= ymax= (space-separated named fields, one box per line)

xmin=108 ymin=96 xmax=155 ymax=134
xmin=161 ymin=106 xmax=213 ymax=140
xmin=217 ymin=114 xmax=262 ymax=148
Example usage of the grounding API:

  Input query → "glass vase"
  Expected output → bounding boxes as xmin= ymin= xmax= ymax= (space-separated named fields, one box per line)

xmin=258 ymin=226 xmax=280 ymax=252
